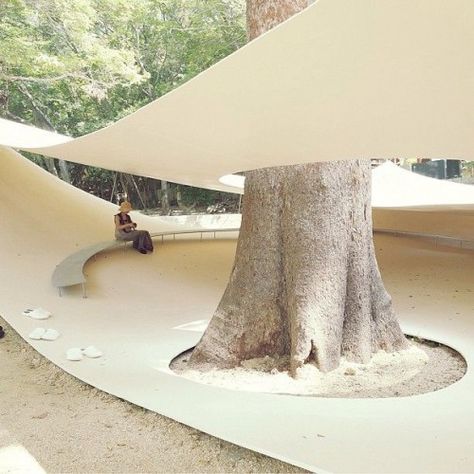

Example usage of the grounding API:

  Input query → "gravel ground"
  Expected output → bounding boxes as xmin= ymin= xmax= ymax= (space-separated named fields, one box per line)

xmin=0 ymin=317 xmax=305 ymax=474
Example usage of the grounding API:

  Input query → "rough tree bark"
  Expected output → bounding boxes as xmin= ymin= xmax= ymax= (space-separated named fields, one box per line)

xmin=189 ymin=0 xmax=408 ymax=375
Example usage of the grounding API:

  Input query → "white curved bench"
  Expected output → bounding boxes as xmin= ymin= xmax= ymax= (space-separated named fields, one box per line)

xmin=51 ymin=228 xmax=239 ymax=297
xmin=374 ymin=228 xmax=474 ymax=250
xmin=51 ymin=240 xmax=126 ymax=297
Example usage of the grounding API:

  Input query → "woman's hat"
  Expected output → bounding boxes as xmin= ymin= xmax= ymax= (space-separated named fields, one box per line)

xmin=118 ymin=201 xmax=132 ymax=212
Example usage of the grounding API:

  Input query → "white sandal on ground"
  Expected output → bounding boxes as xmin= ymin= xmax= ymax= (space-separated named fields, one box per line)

xmin=66 ymin=348 xmax=83 ymax=361
xmin=42 ymin=329 xmax=60 ymax=341
xmin=82 ymin=346 xmax=103 ymax=358
xmin=22 ymin=308 xmax=52 ymax=320
xmin=29 ymin=328 xmax=46 ymax=340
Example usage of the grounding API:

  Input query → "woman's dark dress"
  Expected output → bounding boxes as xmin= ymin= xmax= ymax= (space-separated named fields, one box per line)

xmin=115 ymin=213 xmax=153 ymax=252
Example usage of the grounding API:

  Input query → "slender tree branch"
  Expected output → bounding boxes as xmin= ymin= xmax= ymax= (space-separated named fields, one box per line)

xmin=0 ymin=73 xmax=86 ymax=84
xmin=4 ymin=110 xmax=27 ymax=123
xmin=17 ymin=84 xmax=71 ymax=182
xmin=17 ymin=83 xmax=55 ymax=130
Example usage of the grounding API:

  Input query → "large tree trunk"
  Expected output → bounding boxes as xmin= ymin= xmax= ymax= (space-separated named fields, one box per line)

xmin=189 ymin=0 xmax=408 ymax=375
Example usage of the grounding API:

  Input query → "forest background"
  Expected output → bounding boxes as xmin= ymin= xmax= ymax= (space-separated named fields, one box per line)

xmin=0 ymin=0 xmax=246 ymax=214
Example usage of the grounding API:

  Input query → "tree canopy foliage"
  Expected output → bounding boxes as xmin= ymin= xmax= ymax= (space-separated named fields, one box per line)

xmin=0 ymin=0 xmax=246 ymax=211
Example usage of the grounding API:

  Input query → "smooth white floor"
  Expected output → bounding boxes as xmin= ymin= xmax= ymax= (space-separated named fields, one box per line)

xmin=1 ymin=148 xmax=474 ymax=472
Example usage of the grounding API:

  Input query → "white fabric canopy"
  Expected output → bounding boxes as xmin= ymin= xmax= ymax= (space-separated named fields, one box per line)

xmin=1 ymin=0 xmax=474 ymax=193
xmin=3 ymin=113 xmax=474 ymax=209
xmin=372 ymin=162 xmax=474 ymax=210
xmin=0 ymin=118 xmax=71 ymax=149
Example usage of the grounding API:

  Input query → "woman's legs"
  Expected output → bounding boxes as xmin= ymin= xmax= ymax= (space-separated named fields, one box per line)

xmin=135 ymin=231 xmax=153 ymax=253
xmin=144 ymin=232 xmax=154 ymax=252
xmin=117 ymin=230 xmax=153 ymax=253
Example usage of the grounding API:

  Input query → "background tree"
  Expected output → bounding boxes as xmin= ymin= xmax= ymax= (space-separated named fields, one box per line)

xmin=0 ymin=0 xmax=245 ymax=210
xmin=189 ymin=0 xmax=408 ymax=375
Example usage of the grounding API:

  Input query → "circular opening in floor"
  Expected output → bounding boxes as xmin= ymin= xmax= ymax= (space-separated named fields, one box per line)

xmin=170 ymin=336 xmax=466 ymax=398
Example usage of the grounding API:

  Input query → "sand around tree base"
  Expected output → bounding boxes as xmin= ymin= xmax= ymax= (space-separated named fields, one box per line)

xmin=172 ymin=338 xmax=466 ymax=398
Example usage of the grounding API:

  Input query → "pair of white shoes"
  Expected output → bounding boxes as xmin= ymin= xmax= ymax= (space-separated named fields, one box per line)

xmin=67 ymin=346 xmax=103 ymax=361
xmin=23 ymin=307 xmax=102 ymax=361
xmin=29 ymin=328 xmax=60 ymax=341
xmin=22 ymin=308 xmax=52 ymax=320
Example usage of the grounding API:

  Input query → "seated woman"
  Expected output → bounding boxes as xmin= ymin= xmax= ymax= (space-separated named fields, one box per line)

xmin=114 ymin=201 xmax=153 ymax=254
